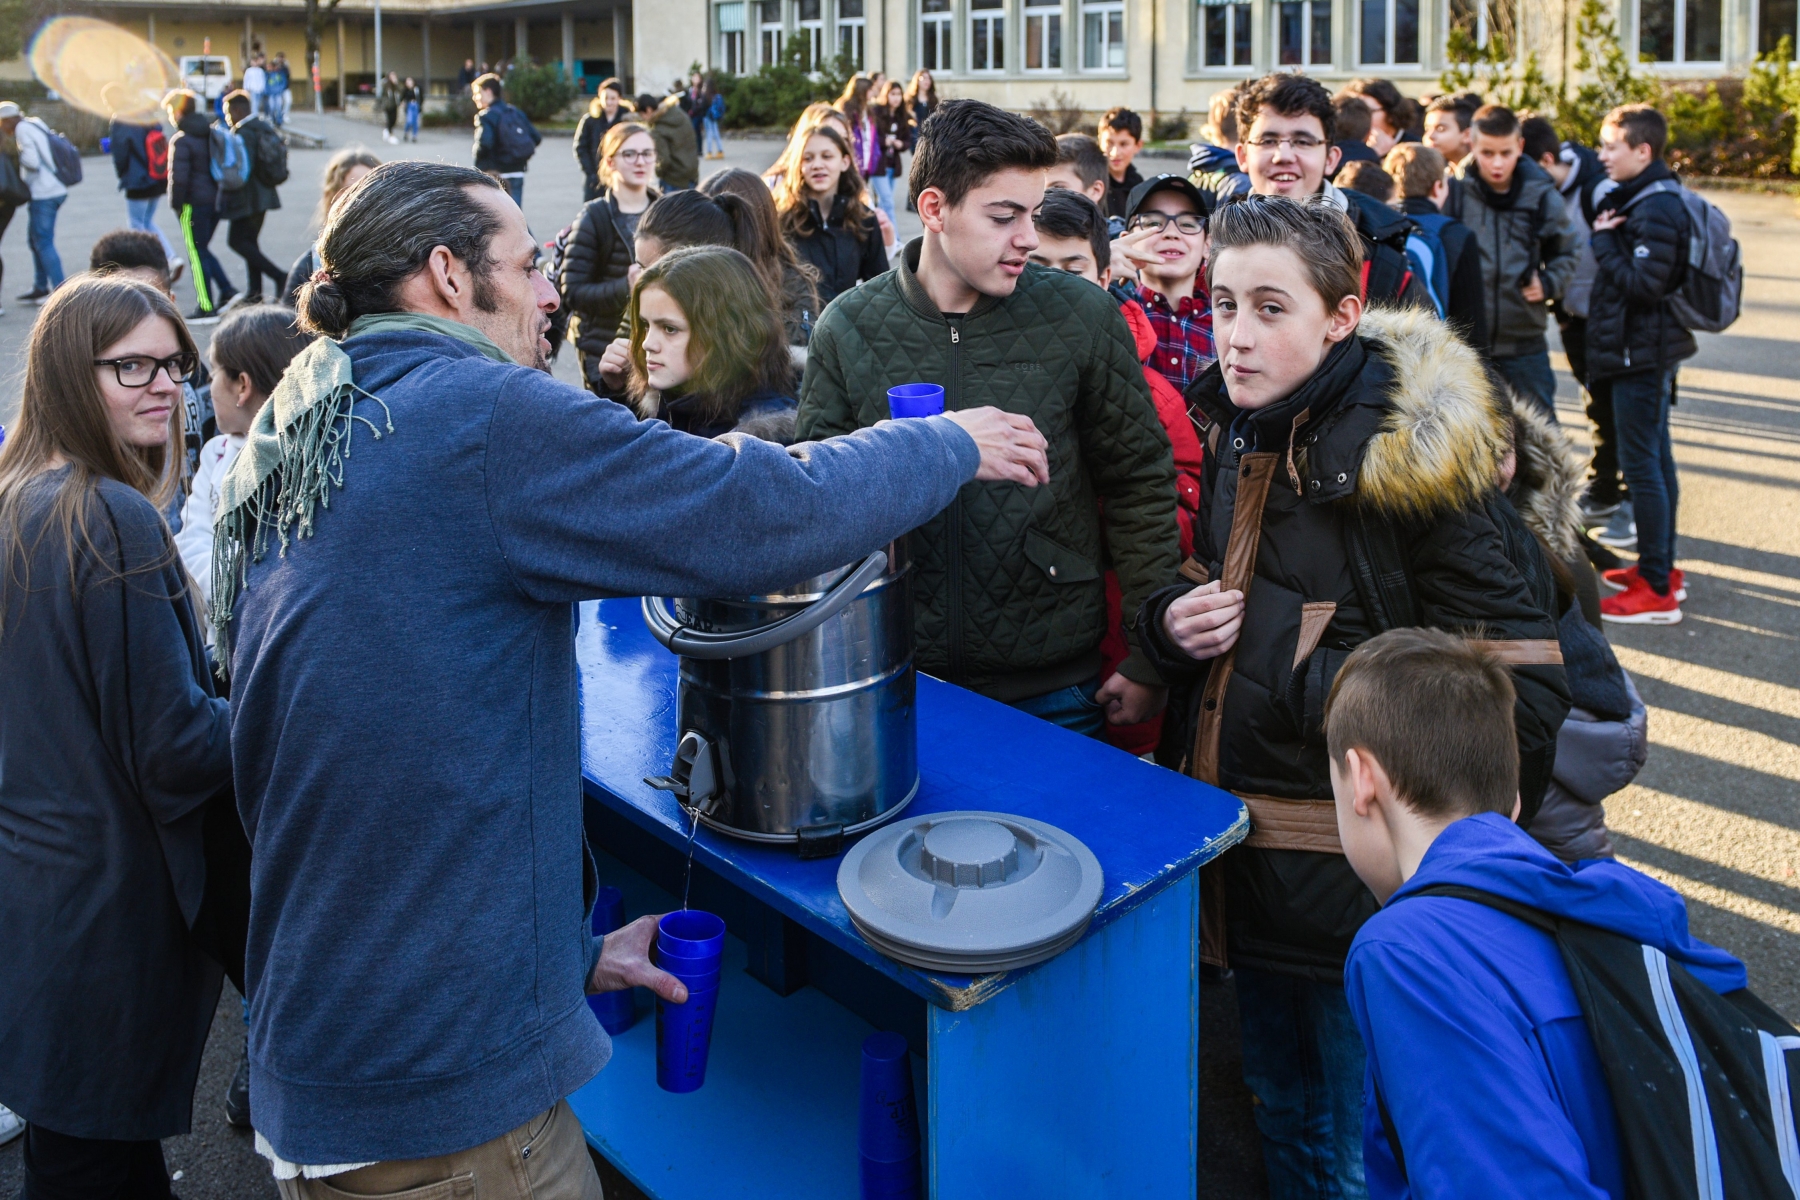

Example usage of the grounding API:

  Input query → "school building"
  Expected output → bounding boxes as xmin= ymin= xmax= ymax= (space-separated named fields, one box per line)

xmin=18 ymin=0 xmax=1792 ymax=117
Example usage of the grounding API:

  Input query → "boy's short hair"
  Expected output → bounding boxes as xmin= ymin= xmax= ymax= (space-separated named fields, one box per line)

xmin=1054 ymin=133 xmax=1108 ymax=192
xmin=1424 ymin=93 xmax=1478 ymax=130
xmin=1236 ymin=73 xmax=1336 ymax=143
xmin=1384 ymin=142 xmax=1447 ymax=199
xmin=1332 ymin=95 xmax=1372 ymax=144
xmin=1603 ymin=103 xmax=1667 ymax=158
xmin=1471 ymin=104 xmax=1521 ymax=139
xmin=1519 ymin=114 xmax=1560 ymax=162
xmin=1337 ymin=159 xmax=1394 ymax=203
xmin=1100 ymin=106 xmax=1142 ymax=142
xmin=1032 ymin=188 xmax=1110 ymax=277
xmin=473 ymin=71 xmax=503 ymax=98
xmin=225 ymin=89 xmax=253 ymax=119
xmin=90 ymin=228 xmax=169 ymax=282
xmin=1207 ymin=193 xmax=1362 ymax=311
xmin=911 ymin=98 xmax=1058 ymax=208
xmin=1207 ymin=85 xmax=1240 ymax=144
xmin=1325 ymin=628 xmax=1519 ymax=819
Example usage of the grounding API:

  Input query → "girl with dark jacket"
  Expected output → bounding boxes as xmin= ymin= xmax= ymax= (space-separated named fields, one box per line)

xmin=574 ymin=78 xmax=633 ymax=202
xmin=870 ymin=81 xmax=913 ymax=224
xmin=626 ymin=244 xmax=800 ymax=442
xmin=164 ymin=88 xmax=236 ymax=323
xmin=219 ymin=90 xmax=288 ymax=305
xmin=109 ymin=118 xmax=178 ymax=269
xmin=0 ymin=276 xmax=234 ymax=1197
xmin=378 ymin=71 xmax=402 ymax=144
xmin=772 ymin=124 xmax=888 ymax=309
xmin=560 ymin=120 xmax=657 ymax=393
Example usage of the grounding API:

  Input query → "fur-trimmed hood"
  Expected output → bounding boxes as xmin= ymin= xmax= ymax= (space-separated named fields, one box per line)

xmin=1505 ymin=389 xmax=1586 ymax=561
xmin=1354 ymin=307 xmax=1508 ymax=520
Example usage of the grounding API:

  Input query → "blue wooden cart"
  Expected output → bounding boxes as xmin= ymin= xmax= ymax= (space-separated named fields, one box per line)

xmin=567 ymin=599 xmax=1246 ymax=1198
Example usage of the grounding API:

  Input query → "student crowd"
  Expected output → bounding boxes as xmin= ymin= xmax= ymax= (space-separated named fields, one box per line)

xmin=0 ymin=56 xmax=1781 ymax=1200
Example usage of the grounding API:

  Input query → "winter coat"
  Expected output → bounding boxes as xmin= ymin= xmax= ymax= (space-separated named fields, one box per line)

xmin=652 ymin=388 xmax=798 ymax=443
xmin=219 ymin=114 xmax=283 ymax=221
xmin=873 ymin=104 xmax=913 ymax=176
xmin=790 ymin=194 xmax=890 ymax=308
xmin=1104 ymin=162 xmax=1144 ymax=221
xmin=1448 ymin=157 xmax=1580 ymax=357
xmin=574 ymin=106 xmax=635 ymax=202
xmin=378 ymin=80 xmax=401 ymax=115
xmin=168 ymin=110 xmax=218 ymax=211
xmin=1140 ymin=308 xmax=1570 ymax=979
xmin=15 ymin=117 xmax=68 ymax=202
xmin=1348 ymin=812 xmax=1745 ymax=1200
xmin=1585 ymin=160 xmax=1697 ymax=382
xmin=0 ymin=470 xmax=232 ymax=1140
xmin=1331 ymin=183 xmax=1436 ymax=311
xmin=561 ymin=187 xmax=658 ymax=363
xmin=1552 ymin=142 xmax=1614 ymax=321
xmin=650 ymin=99 xmax=699 ymax=190
xmin=1331 ymin=139 xmax=1382 ymax=175
xmin=1400 ymin=198 xmax=1488 ymax=354
xmin=1187 ymin=142 xmax=1251 ymax=206
xmin=110 ymin=120 xmax=166 ymax=198
xmin=797 ymin=240 xmax=1183 ymax=701
xmin=474 ymin=101 xmax=541 ymax=174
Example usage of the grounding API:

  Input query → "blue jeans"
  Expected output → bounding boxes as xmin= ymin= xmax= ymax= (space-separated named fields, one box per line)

xmin=27 ymin=195 xmax=64 ymax=292
xmin=1611 ymin=366 xmax=1679 ymax=593
xmin=405 ymin=100 xmax=421 ymax=138
xmin=1009 ymin=676 xmax=1105 ymax=739
xmin=126 ymin=195 xmax=177 ymax=260
xmin=1235 ymin=966 xmax=1369 ymax=1200
xmin=1491 ymin=349 xmax=1558 ymax=422
xmin=702 ymin=115 xmax=724 ymax=155
xmin=871 ymin=170 xmax=897 ymax=224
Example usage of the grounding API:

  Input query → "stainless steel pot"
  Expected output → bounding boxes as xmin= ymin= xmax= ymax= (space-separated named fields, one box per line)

xmin=642 ymin=539 xmax=917 ymax=857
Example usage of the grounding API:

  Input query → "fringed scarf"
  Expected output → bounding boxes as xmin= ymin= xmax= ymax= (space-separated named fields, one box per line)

xmin=207 ymin=312 xmax=512 ymax=670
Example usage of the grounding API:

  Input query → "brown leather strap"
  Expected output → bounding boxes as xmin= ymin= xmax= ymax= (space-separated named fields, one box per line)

xmin=1178 ymin=556 xmax=1212 ymax=586
xmin=1468 ymin=638 xmax=1565 ymax=666
xmin=1294 ymin=601 xmax=1337 ymax=671
xmin=1189 ymin=453 xmax=1281 ymax=787
xmin=1241 ymin=794 xmax=1343 ymax=854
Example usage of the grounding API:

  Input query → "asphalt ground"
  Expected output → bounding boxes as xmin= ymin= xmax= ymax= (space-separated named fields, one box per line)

xmin=0 ymin=118 xmax=1792 ymax=1198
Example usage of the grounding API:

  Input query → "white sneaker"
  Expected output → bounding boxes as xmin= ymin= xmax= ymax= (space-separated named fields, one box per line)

xmin=0 ymin=1101 xmax=23 ymax=1145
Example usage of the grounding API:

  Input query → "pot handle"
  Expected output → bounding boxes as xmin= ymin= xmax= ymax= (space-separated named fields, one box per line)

xmin=642 ymin=550 xmax=889 ymax=660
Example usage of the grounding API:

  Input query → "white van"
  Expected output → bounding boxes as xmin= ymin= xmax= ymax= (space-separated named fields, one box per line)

xmin=178 ymin=56 xmax=234 ymax=103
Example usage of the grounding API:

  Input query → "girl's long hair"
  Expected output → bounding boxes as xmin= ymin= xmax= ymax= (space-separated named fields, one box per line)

xmin=836 ymin=73 xmax=874 ymax=123
xmin=626 ymin=246 xmax=795 ymax=427
xmin=316 ymin=147 xmax=382 ymax=228
xmin=772 ymin=124 xmax=873 ymax=244
xmin=0 ymin=275 xmax=193 ymax=633
xmin=597 ymin=121 xmax=652 ymax=193
xmin=698 ymin=168 xmax=820 ymax=330
xmin=904 ymin=69 xmax=938 ymax=112
xmin=766 ymin=102 xmax=848 ymax=181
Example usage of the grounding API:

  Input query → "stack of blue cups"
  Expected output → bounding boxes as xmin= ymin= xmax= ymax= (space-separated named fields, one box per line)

xmin=859 ymin=1031 xmax=921 ymax=1199
xmin=654 ymin=910 xmax=726 ymax=1094
xmin=586 ymin=887 xmax=636 ymax=1035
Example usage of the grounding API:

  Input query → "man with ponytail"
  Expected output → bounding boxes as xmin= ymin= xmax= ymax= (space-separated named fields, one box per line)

xmin=215 ymin=159 xmax=1052 ymax=1198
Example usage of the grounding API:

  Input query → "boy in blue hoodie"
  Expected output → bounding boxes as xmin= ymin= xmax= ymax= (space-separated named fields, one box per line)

xmin=1328 ymin=628 xmax=1746 ymax=1200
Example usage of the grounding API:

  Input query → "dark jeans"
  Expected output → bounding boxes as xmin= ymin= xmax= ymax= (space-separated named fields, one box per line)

xmin=1612 ymin=366 xmax=1679 ymax=593
xmin=1008 ymin=676 xmax=1106 ymax=739
xmin=27 ymin=195 xmax=64 ymax=292
xmin=1235 ymin=966 xmax=1369 ymax=1200
xmin=227 ymin=211 xmax=288 ymax=298
xmin=180 ymin=203 xmax=235 ymax=312
xmin=20 ymin=1124 xmax=172 ymax=1200
xmin=1560 ymin=315 xmax=1623 ymax=503
xmin=1491 ymin=349 xmax=1558 ymax=423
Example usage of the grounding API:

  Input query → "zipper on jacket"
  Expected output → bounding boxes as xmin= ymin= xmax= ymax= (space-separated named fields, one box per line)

xmin=946 ymin=315 xmax=965 ymax=682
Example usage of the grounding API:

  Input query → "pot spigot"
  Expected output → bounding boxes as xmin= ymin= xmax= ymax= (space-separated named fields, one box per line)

xmin=644 ymin=730 xmax=723 ymax=819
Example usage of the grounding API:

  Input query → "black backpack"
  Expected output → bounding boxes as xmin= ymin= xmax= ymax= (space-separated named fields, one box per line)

xmin=492 ymin=104 xmax=539 ymax=167
xmin=1379 ymin=884 xmax=1800 ymax=1200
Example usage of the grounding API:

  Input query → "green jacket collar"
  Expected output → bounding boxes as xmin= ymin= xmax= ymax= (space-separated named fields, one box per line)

xmin=896 ymin=238 xmax=1007 ymax=324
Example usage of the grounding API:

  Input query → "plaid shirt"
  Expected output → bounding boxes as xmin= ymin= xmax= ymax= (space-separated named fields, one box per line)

xmin=1138 ymin=284 xmax=1216 ymax=393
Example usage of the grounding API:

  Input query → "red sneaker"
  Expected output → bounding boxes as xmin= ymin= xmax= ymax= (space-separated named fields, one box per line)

xmin=1601 ymin=574 xmax=1682 ymax=624
xmin=1601 ymin=564 xmax=1686 ymax=601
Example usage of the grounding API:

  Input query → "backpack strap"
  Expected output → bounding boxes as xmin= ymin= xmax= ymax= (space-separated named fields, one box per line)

xmin=1373 ymin=1079 xmax=1408 ymax=1182
xmin=1401 ymin=882 xmax=1560 ymax=932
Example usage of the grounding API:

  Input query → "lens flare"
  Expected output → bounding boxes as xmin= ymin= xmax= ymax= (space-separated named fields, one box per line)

xmin=29 ymin=17 xmax=181 ymax=125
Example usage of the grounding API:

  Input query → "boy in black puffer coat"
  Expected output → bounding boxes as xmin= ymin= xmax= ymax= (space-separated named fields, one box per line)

xmin=1138 ymin=194 xmax=1569 ymax=1198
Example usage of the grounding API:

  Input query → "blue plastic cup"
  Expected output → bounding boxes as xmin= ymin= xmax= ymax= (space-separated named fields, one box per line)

xmin=656 ymin=983 xmax=720 ymax=1093
xmin=586 ymin=887 xmax=635 ymax=1035
xmin=859 ymin=1032 xmax=920 ymax=1168
xmin=656 ymin=910 xmax=726 ymax=964
xmin=887 ymin=383 xmax=945 ymax=419
xmin=860 ymin=1155 xmax=921 ymax=1199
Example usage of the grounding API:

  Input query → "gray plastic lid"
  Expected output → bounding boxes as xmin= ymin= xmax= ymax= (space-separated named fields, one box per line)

xmin=837 ymin=811 xmax=1104 ymax=973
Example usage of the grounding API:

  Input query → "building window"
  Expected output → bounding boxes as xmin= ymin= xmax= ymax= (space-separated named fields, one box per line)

xmin=798 ymin=0 xmax=825 ymax=70
xmin=1200 ymin=0 xmax=1253 ymax=66
xmin=1360 ymin=0 xmax=1418 ymax=63
xmin=1082 ymin=0 xmax=1125 ymax=69
xmin=1761 ymin=0 xmax=1799 ymax=55
xmin=718 ymin=1 xmax=747 ymax=72
xmin=1449 ymin=0 xmax=1516 ymax=49
xmin=921 ymin=0 xmax=953 ymax=70
xmin=1280 ymin=0 xmax=1331 ymax=63
xmin=1025 ymin=0 xmax=1063 ymax=69
xmin=838 ymin=0 xmax=866 ymax=66
xmin=1638 ymin=0 xmax=1721 ymax=61
xmin=759 ymin=0 xmax=785 ymax=67
xmin=971 ymin=0 xmax=1005 ymax=70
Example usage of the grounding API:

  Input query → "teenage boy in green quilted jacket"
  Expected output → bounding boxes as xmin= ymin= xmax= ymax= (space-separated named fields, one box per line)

xmin=796 ymin=99 xmax=1182 ymax=737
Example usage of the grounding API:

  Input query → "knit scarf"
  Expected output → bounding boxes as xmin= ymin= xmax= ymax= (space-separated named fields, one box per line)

xmin=207 ymin=312 xmax=512 ymax=668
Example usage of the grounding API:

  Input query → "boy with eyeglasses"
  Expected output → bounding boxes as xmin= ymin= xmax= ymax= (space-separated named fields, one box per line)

xmin=1123 ymin=175 xmax=1216 ymax=393
xmin=1232 ymin=73 xmax=1433 ymax=312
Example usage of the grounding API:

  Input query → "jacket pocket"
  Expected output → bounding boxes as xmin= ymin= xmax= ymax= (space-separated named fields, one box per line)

xmin=1022 ymin=527 xmax=1100 ymax=585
